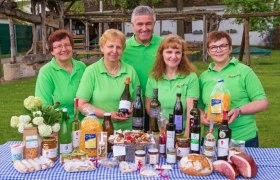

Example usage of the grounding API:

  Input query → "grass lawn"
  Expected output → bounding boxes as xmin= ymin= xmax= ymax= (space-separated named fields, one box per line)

xmin=0 ymin=51 xmax=279 ymax=147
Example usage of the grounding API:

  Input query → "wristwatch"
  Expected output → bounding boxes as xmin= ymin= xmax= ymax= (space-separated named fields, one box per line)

xmin=237 ymin=107 xmax=242 ymax=117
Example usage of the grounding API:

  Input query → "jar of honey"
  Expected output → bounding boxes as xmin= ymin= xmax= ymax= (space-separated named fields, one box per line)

xmin=80 ymin=113 xmax=102 ymax=158
xmin=42 ymin=137 xmax=57 ymax=161
xmin=176 ymin=137 xmax=190 ymax=160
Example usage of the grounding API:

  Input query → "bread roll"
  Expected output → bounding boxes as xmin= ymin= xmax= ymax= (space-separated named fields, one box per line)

xmin=179 ymin=154 xmax=213 ymax=176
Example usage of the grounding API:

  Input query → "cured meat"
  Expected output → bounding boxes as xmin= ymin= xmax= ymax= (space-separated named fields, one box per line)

xmin=230 ymin=152 xmax=258 ymax=178
xmin=213 ymin=160 xmax=239 ymax=180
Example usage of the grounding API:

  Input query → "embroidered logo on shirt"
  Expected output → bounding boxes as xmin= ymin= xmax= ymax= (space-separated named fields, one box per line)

xmin=228 ymin=74 xmax=240 ymax=78
xmin=176 ymin=83 xmax=187 ymax=88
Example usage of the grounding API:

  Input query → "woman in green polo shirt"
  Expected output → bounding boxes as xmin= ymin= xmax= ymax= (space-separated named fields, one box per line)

xmin=76 ymin=29 xmax=140 ymax=130
xmin=199 ymin=31 xmax=269 ymax=147
xmin=145 ymin=34 xmax=199 ymax=137
xmin=35 ymin=29 xmax=86 ymax=130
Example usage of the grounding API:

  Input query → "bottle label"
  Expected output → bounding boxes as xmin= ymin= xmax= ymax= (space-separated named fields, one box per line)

xmin=174 ymin=115 xmax=183 ymax=131
xmin=177 ymin=147 xmax=190 ymax=157
xmin=166 ymin=153 xmax=176 ymax=164
xmin=211 ymin=99 xmax=222 ymax=114
xmin=159 ymin=144 xmax=166 ymax=154
xmin=204 ymin=140 xmax=216 ymax=147
xmin=72 ymin=130 xmax=80 ymax=148
xmin=149 ymin=154 xmax=159 ymax=164
xmin=43 ymin=147 xmax=57 ymax=158
xmin=218 ymin=138 xmax=230 ymax=156
xmin=26 ymin=135 xmax=38 ymax=148
xmin=132 ymin=117 xmax=144 ymax=127
xmin=166 ymin=131 xmax=175 ymax=149
xmin=204 ymin=149 xmax=215 ymax=156
xmin=119 ymin=100 xmax=131 ymax=110
xmin=85 ymin=134 xmax=96 ymax=149
xmin=60 ymin=143 xmax=72 ymax=154
xmin=150 ymin=107 xmax=160 ymax=118
xmin=190 ymin=133 xmax=200 ymax=151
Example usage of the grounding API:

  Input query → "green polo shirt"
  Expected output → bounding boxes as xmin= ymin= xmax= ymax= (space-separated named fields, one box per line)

xmin=76 ymin=58 xmax=140 ymax=130
xmin=145 ymin=72 xmax=199 ymax=129
xmin=121 ymin=35 xmax=162 ymax=93
xmin=199 ymin=57 xmax=267 ymax=141
xmin=35 ymin=57 xmax=86 ymax=129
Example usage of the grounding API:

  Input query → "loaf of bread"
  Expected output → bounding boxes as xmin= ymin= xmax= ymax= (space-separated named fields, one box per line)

xmin=179 ymin=154 xmax=213 ymax=176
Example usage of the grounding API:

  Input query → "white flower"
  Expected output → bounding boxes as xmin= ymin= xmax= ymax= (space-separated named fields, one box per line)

xmin=18 ymin=115 xmax=31 ymax=124
xmin=24 ymin=96 xmax=42 ymax=110
xmin=33 ymin=111 xmax=42 ymax=117
xmin=32 ymin=117 xmax=44 ymax=125
xmin=10 ymin=116 xmax=19 ymax=128
xmin=52 ymin=123 xmax=60 ymax=133
xmin=38 ymin=124 xmax=52 ymax=137
xmin=17 ymin=123 xmax=25 ymax=133
xmin=24 ymin=123 xmax=33 ymax=128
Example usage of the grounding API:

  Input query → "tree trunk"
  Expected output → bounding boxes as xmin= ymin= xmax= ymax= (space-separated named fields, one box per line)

xmin=244 ymin=17 xmax=250 ymax=66
xmin=41 ymin=0 xmax=47 ymax=54
xmin=8 ymin=18 xmax=16 ymax=64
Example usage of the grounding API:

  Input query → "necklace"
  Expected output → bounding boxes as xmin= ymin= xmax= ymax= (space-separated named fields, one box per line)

xmin=106 ymin=62 xmax=120 ymax=76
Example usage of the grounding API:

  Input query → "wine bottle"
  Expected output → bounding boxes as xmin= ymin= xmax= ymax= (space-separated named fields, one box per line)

xmin=119 ymin=77 xmax=131 ymax=115
xmin=59 ymin=108 xmax=72 ymax=154
xmin=217 ymin=111 xmax=231 ymax=160
xmin=158 ymin=112 xmax=166 ymax=157
xmin=166 ymin=114 xmax=176 ymax=150
xmin=149 ymin=88 xmax=160 ymax=132
xmin=132 ymin=85 xmax=144 ymax=130
xmin=102 ymin=112 xmax=114 ymax=152
xmin=189 ymin=100 xmax=200 ymax=137
xmin=173 ymin=93 xmax=183 ymax=135
xmin=190 ymin=114 xmax=201 ymax=154
xmin=72 ymin=98 xmax=81 ymax=152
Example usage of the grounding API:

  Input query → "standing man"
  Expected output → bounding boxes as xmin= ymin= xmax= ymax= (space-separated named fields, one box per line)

xmin=121 ymin=6 xmax=162 ymax=131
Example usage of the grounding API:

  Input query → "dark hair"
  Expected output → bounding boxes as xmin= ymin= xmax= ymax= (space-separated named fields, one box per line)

xmin=151 ymin=34 xmax=195 ymax=80
xmin=207 ymin=31 xmax=232 ymax=47
xmin=48 ymin=29 xmax=74 ymax=51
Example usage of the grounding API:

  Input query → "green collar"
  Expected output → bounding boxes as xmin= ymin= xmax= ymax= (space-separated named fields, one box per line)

xmin=99 ymin=58 xmax=127 ymax=76
xmin=130 ymin=34 xmax=157 ymax=47
xmin=50 ymin=57 xmax=77 ymax=70
xmin=208 ymin=57 xmax=239 ymax=71
xmin=162 ymin=73 xmax=186 ymax=80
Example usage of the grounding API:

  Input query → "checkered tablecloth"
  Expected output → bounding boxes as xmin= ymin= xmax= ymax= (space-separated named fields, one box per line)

xmin=0 ymin=141 xmax=279 ymax=180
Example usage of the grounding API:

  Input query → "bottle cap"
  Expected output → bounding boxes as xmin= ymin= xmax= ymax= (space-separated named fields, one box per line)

xmin=104 ymin=112 xmax=111 ymax=117
xmin=125 ymin=77 xmax=130 ymax=84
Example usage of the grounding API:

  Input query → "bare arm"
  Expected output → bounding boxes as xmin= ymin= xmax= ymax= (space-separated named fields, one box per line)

xmin=77 ymin=98 xmax=129 ymax=121
xmin=228 ymin=99 xmax=269 ymax=124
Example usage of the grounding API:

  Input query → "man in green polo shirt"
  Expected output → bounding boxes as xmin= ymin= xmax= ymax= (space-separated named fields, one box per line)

xmin=121 ymin=6 xmax=162 ymax=93
xmin=121 ymin=6 xmax=163 ymax=131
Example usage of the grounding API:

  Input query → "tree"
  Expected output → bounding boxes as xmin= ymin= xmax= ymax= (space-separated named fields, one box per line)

xmin=222 ymin=0 xmax=279 ymax=33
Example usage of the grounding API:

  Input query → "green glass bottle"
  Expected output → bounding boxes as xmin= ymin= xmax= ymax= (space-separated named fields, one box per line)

xmin=59 ymin=108 xmax=72 ymax=154
xmin=72 ymin=98 xmax=81 ymax=152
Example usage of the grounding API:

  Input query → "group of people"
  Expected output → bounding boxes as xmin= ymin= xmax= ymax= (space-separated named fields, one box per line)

xmin=35 ymin=6 xmax=268 ymax=148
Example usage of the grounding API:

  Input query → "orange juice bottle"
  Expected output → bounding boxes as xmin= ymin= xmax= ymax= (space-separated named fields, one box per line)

xmin=80 ymin=113 xmax=102 ymax=157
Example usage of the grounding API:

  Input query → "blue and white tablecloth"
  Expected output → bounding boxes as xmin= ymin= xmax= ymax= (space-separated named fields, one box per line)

xmin=0 ymin=141 xmax=279 ymax=180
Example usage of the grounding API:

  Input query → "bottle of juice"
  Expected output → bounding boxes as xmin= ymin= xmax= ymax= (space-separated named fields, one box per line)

xmin=80 ymin=112 xmax=102 ymax=158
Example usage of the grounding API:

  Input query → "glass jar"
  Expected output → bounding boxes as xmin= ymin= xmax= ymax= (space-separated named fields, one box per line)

xmin=42 ymin=137 xmax=57 ymax=162
xmin=176 ymin=137 xmax=190 ymax=160
xmin=166 ymin=147 xmax=176 ymax=164
xmin=148 ymin=148 xmax=159 ymax=165
xmin=135 ymin=150 xmax=146 ymax=165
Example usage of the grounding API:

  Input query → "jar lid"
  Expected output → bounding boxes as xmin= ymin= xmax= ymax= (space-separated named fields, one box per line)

xmin=148 ymin=148 xmax=158 ymax=153
xmin=104 ymin=112 xmax=111 ymax=116
xmin=135 ymin=150 xmax=145 ymax=155
xmin=177 ymin=137 xmax=189 ymax=141
xmin=42 ymin=137 xmax=55 ymax=141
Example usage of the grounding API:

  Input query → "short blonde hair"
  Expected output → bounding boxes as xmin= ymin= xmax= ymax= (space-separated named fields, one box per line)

xmin=99 ymin=29 xmax=126 ymax=49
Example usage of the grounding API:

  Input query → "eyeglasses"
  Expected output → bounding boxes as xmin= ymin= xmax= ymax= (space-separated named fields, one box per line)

xmin=53 ymin=43 xmax=72 ymax=50
xmin=208 ymin=44 xmax=229 ymax=52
